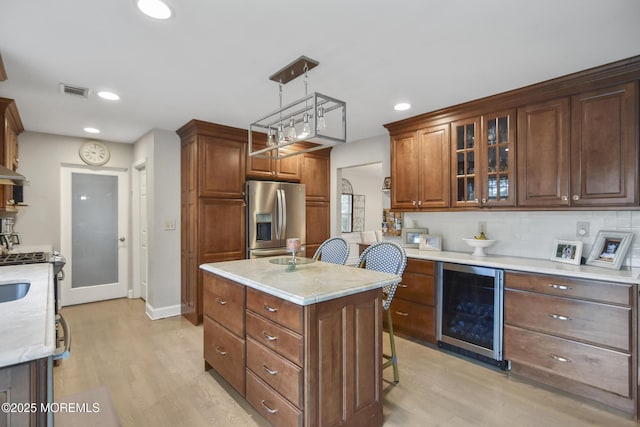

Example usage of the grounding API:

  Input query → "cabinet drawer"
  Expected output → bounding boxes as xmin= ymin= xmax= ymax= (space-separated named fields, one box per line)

xmin=246 ymin=369 xmax=303 ymax=427
xmin=203 ymin=274 xmax=245 ymax=336
xmin=247 ymin=337 xmax=303 ymax=408
xmin=203 ymin=316 xmax=245 ymax=396
xmin=246 ymin=310 xmax=303 ymax=366
xmin=247 ymin=287 xmax=303 ymax=334
xmin=386 ymin=298 xmax=435 ymax=343
xmin=504 ymin=325 xmax=631 ymax=397
xmin=405 ymin=258 xmax=435 ymax=275
xmin=505 ymin=271 xmax=631 ymax=305
xmin=396 ymin=272 xmax=434 ymax=305
xmin=505 ymin=289 xmax=631 ymax=351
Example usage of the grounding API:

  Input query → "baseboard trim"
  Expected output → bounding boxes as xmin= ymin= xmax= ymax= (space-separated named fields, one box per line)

xmin=145 ymin=303 xmax=181 ymax=320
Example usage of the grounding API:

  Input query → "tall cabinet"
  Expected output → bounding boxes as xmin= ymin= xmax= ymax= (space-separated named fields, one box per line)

xmin=300 ymin=146 xmax=331 ymax=258
xmin=178 ymin=120 xmax=247 ymax=325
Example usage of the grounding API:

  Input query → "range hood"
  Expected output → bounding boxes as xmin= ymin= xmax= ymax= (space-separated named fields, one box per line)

xmin=0 ymin=164 xmax=27 ymax=185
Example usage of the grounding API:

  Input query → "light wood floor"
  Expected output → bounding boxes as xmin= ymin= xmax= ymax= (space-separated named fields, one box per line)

xmin=54 ymin=298 xmax=639 ymax=426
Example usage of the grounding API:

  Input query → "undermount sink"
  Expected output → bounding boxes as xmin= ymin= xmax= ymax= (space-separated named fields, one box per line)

xmin=0 ymin=281 xmax=31 ymax=303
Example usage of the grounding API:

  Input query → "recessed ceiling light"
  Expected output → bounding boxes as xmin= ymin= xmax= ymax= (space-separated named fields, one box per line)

xmin=394 ymin=103 xmax=411 ymax=111
xmin=136 ymin=0 xmax=173 ymax=20
xmin=97 ymin=91 xmax=120 ymax=101
xmin=84 ymin=127 xmax=101 ymax=134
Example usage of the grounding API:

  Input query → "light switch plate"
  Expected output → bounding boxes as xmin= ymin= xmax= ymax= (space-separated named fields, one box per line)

xmin=164 ymin=219 xmax=176 ymax=231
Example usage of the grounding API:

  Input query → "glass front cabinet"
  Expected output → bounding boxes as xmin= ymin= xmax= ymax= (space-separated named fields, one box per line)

xmin=451 ymin=109 xmax=516 ymax=208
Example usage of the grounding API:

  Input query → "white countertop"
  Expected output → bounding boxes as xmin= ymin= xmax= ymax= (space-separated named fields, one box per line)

xmin=404 ymin=248 xmax=640 ymax=284
xmin=200 ymin=257 xmax=401 ymax=305
xmin=0 ymin=263 xmax=55 ymax=368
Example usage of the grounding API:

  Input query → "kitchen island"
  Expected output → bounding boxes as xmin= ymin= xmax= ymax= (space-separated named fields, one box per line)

xmin=200 ymin=257 xmax=401 ymax=427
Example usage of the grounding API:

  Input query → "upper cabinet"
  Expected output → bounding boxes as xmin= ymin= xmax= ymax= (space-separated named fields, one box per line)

xmin=391 ymin=124 xmax=450 ymax=209
xmin=386 ymin=55 xmax=640 ymax=211
xmin=0 ymin=97 xmax=24 ymax=212
xmin=570 ymin=82 xmax=637 ymax=207
xmin=246 ymin=138 xmax=301 ymax=181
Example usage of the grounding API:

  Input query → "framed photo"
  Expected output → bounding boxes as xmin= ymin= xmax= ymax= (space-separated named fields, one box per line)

xmin=586 ymin=231 xmax=633 ymax=270
xmin=401 ymin=228 xmax=428 ymax=248
xmin=550 ymin=240 xmax=583 ymax=265
xmin=419 ymin=234 xmax=442 ymax=251
xmin=382 ymin=176 xmax=391 ymax=190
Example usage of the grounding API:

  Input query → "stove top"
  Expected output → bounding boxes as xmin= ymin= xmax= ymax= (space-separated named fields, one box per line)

xmin=0 ymin=251 xmax=50 ymax=265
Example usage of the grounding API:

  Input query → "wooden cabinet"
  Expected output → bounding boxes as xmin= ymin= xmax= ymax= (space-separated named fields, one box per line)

xmin=385 ymin=258 xmax=436 ymax=343
xmin=204 ymin=271 xmax=384 ymax=427
xmin=451 ymin=110 xmax=516 ymax=208
xmin=178 ymin=120 xmax=247 ymax=325
xmin=391 ymin=124 xmax=450 ymax=209
xmin=0 ymin=358 xmax=49 ymax=427
xmin=0 ymin=97 xmax=24 ymax=212
xmin=570 ymin=82 xmax=638 ymax=207
xmin=517 ymin=98 xmax=571 ymax=207
xmin=386 ymin=56 xmax=640 ymax=211
xmin=504 ymin=271 xmax=637 ymax=415
xmin=247 ymin=139 xmax=301 ymax=181
xmin=300 ymin=147 xmax=331 ymax=257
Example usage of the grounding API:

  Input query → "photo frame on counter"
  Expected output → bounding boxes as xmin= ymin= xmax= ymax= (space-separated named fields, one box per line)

xmin=401 ymin=228 xmax=428 ymax=248
xmin=586 ymin=231 xmax=633 ymax=270
xmin=550 ymin=239 xmax=583 ymax=265
xmin=419 ymin=234 xmax=442 ymax=251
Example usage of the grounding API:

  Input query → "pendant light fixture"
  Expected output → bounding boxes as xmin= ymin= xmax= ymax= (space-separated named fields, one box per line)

xmin=249 ymin=56 xmax=347 ymax=160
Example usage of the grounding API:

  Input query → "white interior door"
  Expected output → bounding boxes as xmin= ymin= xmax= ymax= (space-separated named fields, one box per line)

xmin=139 ymin=167 xmax=148 ymax=301
xmin=60 ymin=166 xmax=129 ymax=306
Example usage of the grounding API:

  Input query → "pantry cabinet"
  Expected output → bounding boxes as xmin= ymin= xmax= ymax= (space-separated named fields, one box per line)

xmin=504 ymin=271 xmax=636 ymax=415
xmin=300 ymin=147 xmax=331 ymax=257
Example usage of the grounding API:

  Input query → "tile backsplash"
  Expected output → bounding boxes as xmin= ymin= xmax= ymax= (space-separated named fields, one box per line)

xmin=403 ymin=210 xmax=640 ymax=268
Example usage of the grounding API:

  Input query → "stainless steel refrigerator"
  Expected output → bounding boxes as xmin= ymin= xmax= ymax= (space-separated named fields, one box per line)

xmin=246 ymin=180 xmax=306 ymax=258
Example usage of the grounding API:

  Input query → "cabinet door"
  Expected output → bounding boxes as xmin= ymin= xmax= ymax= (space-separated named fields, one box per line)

xmin=300 ymin=150 xmax=330 ymax=202
xmin=417 ymin=124 xmax=450 ymax=208
xmin=481 ymin=109 xmax=516 ymax=207
xmin=247 ymin=141 xmax=301 ymax=181
xmin=451 ymin=117 xmax=480 ymax=208
xmin=200 ymin=198 xmax=246 ymax=262
xmin=305 ymin=202 xmax=329 ymax=258
xmin=390 ymin=131 xmax=420 ymax=209
xmin=199 ymin=135 xmax=246 ymax=198
xmin=275 ymin=146 xmax=301 ymax=181
xmin=571 ymin=82 xmax=638 ymax=206
xmin=517 ymin=99 xmax=570 ymax=207
xmin=246 ymin=139 xmax=275 ymax=179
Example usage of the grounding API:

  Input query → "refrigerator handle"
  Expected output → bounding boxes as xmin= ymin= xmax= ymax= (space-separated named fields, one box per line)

xmin=281 ymin=188 xmax=287 ymax=237
xmin=275 ymin=189 xmax=283 ymax=240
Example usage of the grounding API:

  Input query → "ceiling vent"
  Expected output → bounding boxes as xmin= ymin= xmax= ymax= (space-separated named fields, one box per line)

xmin=60 ymin=83 xmax=89 ymax=98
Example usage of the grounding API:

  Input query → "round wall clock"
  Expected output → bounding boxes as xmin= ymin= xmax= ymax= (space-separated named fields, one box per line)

xmin=79 ymin=140 xmax=110 ymax=166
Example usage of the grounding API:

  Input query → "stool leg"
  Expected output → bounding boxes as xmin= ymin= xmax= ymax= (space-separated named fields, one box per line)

xmin=386 ymin=308 xmax=399 ymax=384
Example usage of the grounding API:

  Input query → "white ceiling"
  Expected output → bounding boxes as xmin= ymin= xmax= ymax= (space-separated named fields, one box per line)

xmin=1 ymin=0 xmax=639 ymax=145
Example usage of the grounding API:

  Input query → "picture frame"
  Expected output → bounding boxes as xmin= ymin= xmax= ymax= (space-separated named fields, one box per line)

xmin=550 ymin=239 xmax=583 ymax=265
xmin=419 ymin=234 xmax=442 ymax=251
xmin=586 ymin=231 xmax=633 ymax=270
xmin=401 ymin=228 xmax=428 ymax=248
xmin=382 ymin=176 xmax=391 ymax=190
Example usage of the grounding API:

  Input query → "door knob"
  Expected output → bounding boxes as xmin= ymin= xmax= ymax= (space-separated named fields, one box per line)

xmin=119 ymin=237 xmax=126 ymax=242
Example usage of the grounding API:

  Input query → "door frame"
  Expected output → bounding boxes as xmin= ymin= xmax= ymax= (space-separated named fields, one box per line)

xmin=131 ymin=160 xmax=149 ymax=301
xmin=60 ymin=165 xmax=130 ymax=306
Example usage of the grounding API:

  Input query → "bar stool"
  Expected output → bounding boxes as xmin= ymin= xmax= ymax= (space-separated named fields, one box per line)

xmin=357 ymin=240 xmax=407 ymax=383
xmin=312 ymin=237 xmax=350 ymax=265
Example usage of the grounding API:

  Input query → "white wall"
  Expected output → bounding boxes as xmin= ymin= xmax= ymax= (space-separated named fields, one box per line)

xmin=14 ymin=130 xmax=181 ymax=318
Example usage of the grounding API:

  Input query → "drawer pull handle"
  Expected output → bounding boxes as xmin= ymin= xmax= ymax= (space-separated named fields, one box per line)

xmin=395 ymin=311 xmax=409 ymax=317
xmin=262 ymin=364 xmax=278 ymax=375
xmin=549 ymin=284 xmax=571 ymax=290
xmin=548 ymin=313 xmax=571 ymax=321
xmin=215 ymin=298 xmax=227 ymax=305
xmin=215 ymin=346 xmax=227 ymax=356
xmin=262 ymin=331 xmax=278 ymax=341
xmin=550 ymin=354 xmax=571 ymax=363
xmin=399 ymin=284 xmax=408 ymax=288
xmin=263 ymin=304 xmax=278 ymax=313
xmin=260 ymin=400 xmax=278 ymax=414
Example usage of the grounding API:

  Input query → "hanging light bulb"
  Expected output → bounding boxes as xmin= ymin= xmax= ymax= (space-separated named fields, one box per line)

xmin=317 ymin=106 xmax=327 ymax=131
xmin=277 ymin=123 xmax=285 ymax=144
xmin=287 ymin=117 xmax=297 ymax=140
xmin=299 ymin=113 xmax=311 ymax=139
xmin=266 ymin=128 xmax=276 ymax=147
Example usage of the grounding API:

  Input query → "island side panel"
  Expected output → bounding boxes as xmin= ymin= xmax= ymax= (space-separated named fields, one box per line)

xmin=304 ymin=288 xmax=383 ymax=427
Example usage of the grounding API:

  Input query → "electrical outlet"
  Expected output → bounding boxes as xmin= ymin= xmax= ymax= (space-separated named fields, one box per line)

xmin=576 ymin=221 xmax=590 ymax=238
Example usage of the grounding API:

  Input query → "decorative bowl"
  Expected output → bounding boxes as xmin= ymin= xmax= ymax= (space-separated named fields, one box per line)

xmin=462 ymin=238 xmax=496 ymax=256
